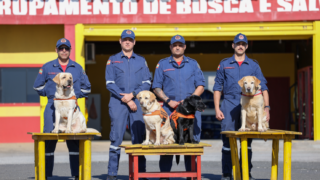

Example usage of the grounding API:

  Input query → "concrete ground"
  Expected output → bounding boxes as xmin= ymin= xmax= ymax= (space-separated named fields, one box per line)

xmin=0 ymin=140 xmax=319 ymax=180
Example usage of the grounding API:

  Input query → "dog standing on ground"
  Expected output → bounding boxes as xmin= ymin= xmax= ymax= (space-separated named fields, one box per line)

xmin=51 ymin=72 xmax=98 ymax=134
xmin=137 ymin=90 xmax=175 ymax=145
xmin=170 ymin=95 xmax=206 ymax=145
xmin=238 ymin=76 xmax=269 ymax=132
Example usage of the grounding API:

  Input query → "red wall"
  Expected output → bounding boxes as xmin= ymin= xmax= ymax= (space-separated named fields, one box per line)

xmin=0 ymin=117 xmax=40 ymax=143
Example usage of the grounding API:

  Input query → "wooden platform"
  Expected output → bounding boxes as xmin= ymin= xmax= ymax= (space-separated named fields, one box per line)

xmin=120 ymin=142 xmax=212 ymax=180
xmin=221 ymin=129 xmax=302 ymax=180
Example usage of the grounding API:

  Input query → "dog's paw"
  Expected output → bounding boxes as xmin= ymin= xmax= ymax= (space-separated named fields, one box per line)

xmin=154 ymin=141 xmax=161 ymax=146
xmin=258 ymin=127 xmax=265 ymax=132
xmin=65 ymin=130 xmax=72 ymax=133
xmin=51 ymin=129 xmax=59 ymax=134
xmin=191 ymin=140 xmax=199 ymax=144
xmin=142 ymin=141 xmax=150 ymax=145
xmin=238 ymin=128 xmax=246 ymax=132
xmin=179 ymin=140 xmax=185 ymax=145
xmin=163 ymin=140 xmax=169 ymax=145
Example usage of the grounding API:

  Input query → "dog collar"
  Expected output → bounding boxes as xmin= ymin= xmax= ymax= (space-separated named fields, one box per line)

xmin=241 ymin=90 xmax=262 ymax=97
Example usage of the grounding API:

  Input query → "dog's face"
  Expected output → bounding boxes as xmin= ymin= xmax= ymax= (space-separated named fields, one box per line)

xmin=53 ymin=73 xmax=73 ymax=90
xmin=183 ymin=95 xmax=206 ymax=113
xmin=137 ymin=91 xmax=156 ymax=110
xmin=238 ymin=76 xmax=261 ymax=94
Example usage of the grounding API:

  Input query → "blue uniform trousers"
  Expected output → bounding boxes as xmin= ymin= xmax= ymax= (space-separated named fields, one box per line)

xmin=220 ymin=99 xmax=253 ymax=175
xmin=44 ymin=102 xmax=79 ymax=177
xmin=159 ymin=106 xmax=202 ymax=172
xmin=108 ymin=98 xmax=146 ymax=176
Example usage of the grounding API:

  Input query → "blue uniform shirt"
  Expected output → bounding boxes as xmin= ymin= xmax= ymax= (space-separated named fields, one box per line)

xmin=105 ymin=51 xmax=151 ymax=100
xmin=213 ymin=55 xmax=268 ymax=103
xmin=152 ymin=55 xmax=205 ymax=102
xmin=33 ymin=59 xmax=91 ymax=102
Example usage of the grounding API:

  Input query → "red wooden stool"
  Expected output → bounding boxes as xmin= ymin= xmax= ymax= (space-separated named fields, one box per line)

xmin=120 ymin=142 xmax=211 ymax=180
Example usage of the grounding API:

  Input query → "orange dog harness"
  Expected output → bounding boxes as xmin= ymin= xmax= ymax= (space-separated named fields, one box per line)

xmin=53 ymin=96 xmax=78 ymax=120
xmin=170 ymin=110 xmax=195 ymax=131
xmin=143 ymin=107 xmax=168 ymax=131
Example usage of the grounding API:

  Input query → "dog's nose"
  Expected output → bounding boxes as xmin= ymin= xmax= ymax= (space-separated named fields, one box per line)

xmin=68 ymin=80 xmax=72 ymax=84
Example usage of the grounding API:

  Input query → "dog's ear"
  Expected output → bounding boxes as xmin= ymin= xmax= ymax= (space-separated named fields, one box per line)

xmin=53 ymin=73 xmax=60 ymax=85
xmin=149 ymin=92 xmax=156 ymax=102
xmin=238 ymin=77 xmax=245 ymax=88
xmin=253 ymin=76 xmax=261 ymax=87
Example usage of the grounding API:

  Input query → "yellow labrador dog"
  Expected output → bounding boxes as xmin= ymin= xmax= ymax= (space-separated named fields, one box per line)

xmin=51 ymin=72 xmax=98 ymax=134
xmin=137 ymin=90 xmax=175 ymax=145
xmin=238 ymin=76 xmax=269 ymax=132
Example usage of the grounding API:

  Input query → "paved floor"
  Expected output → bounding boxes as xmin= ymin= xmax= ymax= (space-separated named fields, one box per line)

xmin=0 ymin=161 xmax=319 ymax=180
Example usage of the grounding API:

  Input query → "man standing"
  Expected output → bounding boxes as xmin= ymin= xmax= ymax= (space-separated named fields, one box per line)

xmin=105 ymin=30 xmax=151 ymax=180
xmin=33 ymin=38 xmax=91 ymax=180
xmin=213 ymin=33 xmax=270 ymax=180
xmin=152 ymin=35 xmax=205 ymax=180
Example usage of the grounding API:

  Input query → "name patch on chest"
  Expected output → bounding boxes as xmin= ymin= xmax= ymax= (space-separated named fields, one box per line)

xmin=113 ymin=61 xmax=123 ymax=64
xmin=224 ymin=67 xmax=235 ymax=69
xmin=163 ymin=68 xmax=175 ymax=72
xmin=48 ymin=72 xmax=59 ymax=75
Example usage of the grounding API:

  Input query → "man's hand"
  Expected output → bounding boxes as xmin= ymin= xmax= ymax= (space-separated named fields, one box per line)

xmin=265 ymin=108 xmax=270 ymax=122
xmin=168 ymin=100 xmax=180 ymax=109
xmin=120 ymin=93 xmax=134 ymax=103
xmin=127 ymin=100 xmax=137 ymax=112
xmin=216 ymin=109 xmax=225 ymax=121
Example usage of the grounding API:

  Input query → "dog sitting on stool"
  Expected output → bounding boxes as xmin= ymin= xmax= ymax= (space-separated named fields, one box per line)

xmin=52 ymin=72 xmax=99 ymax=134
xmin=170 ymin=95 xmax=206 ymax=145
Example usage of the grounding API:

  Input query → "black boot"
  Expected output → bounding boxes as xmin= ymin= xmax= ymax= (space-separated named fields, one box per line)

xmin=107 ymin=175 xmax=117 ymax=180
xmin=74 ymin=176 xmax=79 ymax=180
xmin=221 ymin=173 xmax=231 ymax=180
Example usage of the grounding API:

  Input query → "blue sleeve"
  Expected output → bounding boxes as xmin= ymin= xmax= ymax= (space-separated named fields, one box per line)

xmin=213 ymin=62 xmax=224 ymax=91
xmin=152 ymin=62 xmax=163 ymax=89
xmin=79 ymin=67 xmax=91 ymax=98
xmin=105 ymin=57 xmax=124 ymax=100
xmin=255 ymin=64 xmax=268 ymax=91
xmin=195 ymin=63 xmax=205 ymax=87
xmin=33 ymin=66 xmax=47 ymax=96
xmin=133 ymin=60 xmax=151 ymax=95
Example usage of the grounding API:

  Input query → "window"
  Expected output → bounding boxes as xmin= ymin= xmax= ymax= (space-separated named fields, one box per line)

xmin=0 ymin=68 xmax=40 ymax=103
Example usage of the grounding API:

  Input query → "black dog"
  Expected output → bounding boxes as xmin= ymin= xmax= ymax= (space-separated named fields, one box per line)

xmin=170 ymin=95 xmax=206 ymax=145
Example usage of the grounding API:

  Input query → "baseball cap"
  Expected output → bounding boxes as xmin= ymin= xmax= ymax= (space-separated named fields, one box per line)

xmin=56 ymin=38 xmax=71 ymax=48
xmin=233 ymin=33 xmax=248 ymax=44
xmin=171 ymin=35 xmax=185 ymax=45
xmin=121 ymin=29 xmax=135 ymax=40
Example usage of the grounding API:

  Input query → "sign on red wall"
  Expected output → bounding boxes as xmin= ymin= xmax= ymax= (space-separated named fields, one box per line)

xmin=1 ymin=0 xmax=320 ymax=24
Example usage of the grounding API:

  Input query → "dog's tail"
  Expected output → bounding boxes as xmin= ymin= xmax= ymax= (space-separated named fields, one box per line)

xmin=175 ymin=155 xmax=180 ymax=165
xmin=86 ymin=128 xmax=100 ymax=133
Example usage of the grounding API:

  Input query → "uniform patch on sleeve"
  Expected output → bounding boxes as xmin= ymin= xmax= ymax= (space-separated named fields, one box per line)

xmin=82 ymin=70 xmax=86 ymax=75
xmin=145 ymin=61 xmax=148 ymax=67
xmin=197 ymin=63 xmax=201 ymax=69
xmin=156 ymin=64 xmax=159 ymax=68
xmin=39 ymin=69 xmax=43 ymax=74
xmin=107 ymin=60 xmax=111 ymax=65
xmin=217 ymin=65 xmax=220 ymax=70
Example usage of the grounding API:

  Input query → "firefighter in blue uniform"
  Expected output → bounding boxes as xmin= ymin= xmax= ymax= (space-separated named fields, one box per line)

xmin=152 ymin=35 xmax=205 ymax=180
xmin=33 ymin=38 xmax=91 ymax=180
xmin=213 ymin=33 xmax=270 ymax=180
xmin=105 ymin=30 xmax=151 ymax=180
